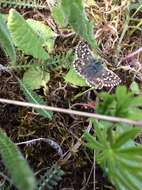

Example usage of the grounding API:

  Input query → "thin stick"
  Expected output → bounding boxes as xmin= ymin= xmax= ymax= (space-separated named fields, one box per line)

xmin=120 ymin=47 xmax=142 ymax=62
xmin=0 ymin=98 xmax=142 ymax=126
xmin=93 ymin=150 xmax=96 ymax=190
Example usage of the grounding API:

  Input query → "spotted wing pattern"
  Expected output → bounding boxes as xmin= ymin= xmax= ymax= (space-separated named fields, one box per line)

xmin=73 ymin=41 xmax=121 ymax=89
xmin=85 ymin=67 xmax=121 ymax=89
xmin=75 ymin=41 xmax=92 ymax=61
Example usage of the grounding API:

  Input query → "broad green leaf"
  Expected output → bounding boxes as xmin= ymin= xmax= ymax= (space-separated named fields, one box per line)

xmin=23 ymin=66 xmax=50 ymax=90
xmin=52 ymin=1 xmax=67 ymax=27
xmin=0 ymin=129 xmax=36 ymax=190
xmin=64 ymin=68 xmax=87 ymax=86
xmin=7 ymin=9 xmax=48 ymax=60
xmin=61 ymin=0 xmax=97 ymax=48
xmin=27 ymin=19 xmax=57 ymax=53
xmin=0 ymin=14 xmax=16 ymax=64
xmin=20 ymin=80 xmax=52 ymax=120
xmin=112 ymin=128 xmax=140 ymax=149
xmin=0 ymin=13 xmax=8 ymax=21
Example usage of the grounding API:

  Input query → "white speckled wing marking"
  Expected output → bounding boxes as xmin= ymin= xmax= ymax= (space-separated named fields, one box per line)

xmin=75 ymin=41 xmax=92 ymax=61
xmin=73 ymin=59 xmax=85 ymax=75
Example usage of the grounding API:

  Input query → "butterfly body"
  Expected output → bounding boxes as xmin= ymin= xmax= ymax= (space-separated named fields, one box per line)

xmin=81 ymin=59 xmax=103 ymax=75
xmin=73 ymin=41 xmax=121 ymax=89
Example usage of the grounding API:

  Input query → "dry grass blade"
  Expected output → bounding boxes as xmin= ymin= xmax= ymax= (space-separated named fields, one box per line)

xmin=0 ymin=98 xmax=142 ymax=126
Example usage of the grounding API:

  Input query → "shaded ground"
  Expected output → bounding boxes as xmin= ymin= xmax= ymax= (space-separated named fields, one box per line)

xmin=0 ymin=49 xmax=113 ymax=189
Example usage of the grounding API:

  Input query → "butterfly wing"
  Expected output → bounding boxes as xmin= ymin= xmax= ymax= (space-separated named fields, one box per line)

xmin=73 ymin=58 xmax=86 ymax=75
xmin=73 ymin=59 xmax=121 ymax=89
xmin=100 ymin=68 xmax=121 ymax=88
xmin=75 ymin=41 xmax=92 ymax=61
xmin=73 ymin=41 xmax=94 ymax=74
xmin=73 ymin=41 xmax=121 ymax=89
xmin=85 ymin=66 xmax=121 ymax=89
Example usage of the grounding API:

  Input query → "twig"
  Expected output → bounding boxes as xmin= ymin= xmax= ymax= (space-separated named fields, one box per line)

xmin=0 ymin=98 xmax=142 ymax=126
xmin=62 ymin=120 xmax=92 ymax=162
xmin=93 ymin=150 xmax=96 ymax=190
xmin=120 ymin=47 xmax=142 ymax=62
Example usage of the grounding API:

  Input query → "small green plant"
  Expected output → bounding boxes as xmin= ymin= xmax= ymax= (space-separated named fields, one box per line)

xmin=22 ymin=65 xmax=50 ymax=90
xmin=6 ymin=9 xmax=56 ymax=119
xmin=0 ymin=128 xmax=36 ymax=190
xmin=84 ymin=85 xmax=142 ymax=190
xmin=96 ymin=86 xmax=142 ymax=120
xmin=20 ymin=80 xmax=53 ymax=120
xmin=0 ymin=0 xmax=48 ymax=10
xmin=84 ymin=121 xmax=142 ymax=190
xmin=7 ymin=9 xmax=51 ymax=60
xmin=52 ymin=0 xmax=97 ymax=49
xmin=37 ymin=163 xmax=64 ymax=190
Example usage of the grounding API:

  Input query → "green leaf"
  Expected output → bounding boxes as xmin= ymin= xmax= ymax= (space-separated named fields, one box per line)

xmin=38 ymin=163 xmax=64 ymax=190
xmin=118 ymin=146 xmax=142 ymax=155
xmin=130 ymin=96 xmax=142 ymax=107
xmin=113 ymin=168 xmax=141 ymax=190
xmin=116 ymin=86 xmax=127 ymax=99
xmin=7 ymin=9 xmax=48 ymax=60
xmin=108 ymin=147 xmax=142 ymax=190
xmin=85 ymin=122 xmax=142 ymax=190
xmin=23 ymin=66 xmax=50 ymax=90
xmin=27 ymin=19 xmax=57 ymax=53
xmin=128 ymin=108 xmax=142 ymax=120
xmin=20 ymin=80 xmax=53 ymax=120
xmin=51 ymin=1 xmax=67 ymax=27
xmin=96 ymin=92 xmax=115 ymax=114
xmin=84 ymin=132 xmax=104 ymax=150
xmin=61 ymin=0 xmax=97 ymax=48
xmin=0 ymin=14 xmax=16 ymax=64
xmin=0 ymin=129 xmax=36 ymax=190
xmin=130 ymin=81 xmax=140 ymax=95
xmin=116 ymin=86 xmax=132 ymax=107
xmin=95 ymin=126 xmax=109 ymax=147
xmin=64 ymin=68 xmax=87 ymax=86
xmin=115 ymin=86 xmax=133 ymax=117
xmin=116 ymin=155 xmax=141 ymax=170
xmin=112 ymin=128 xmax=140 ymax=149
xmin=96 ymin=85 xmax=142 ymax=120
